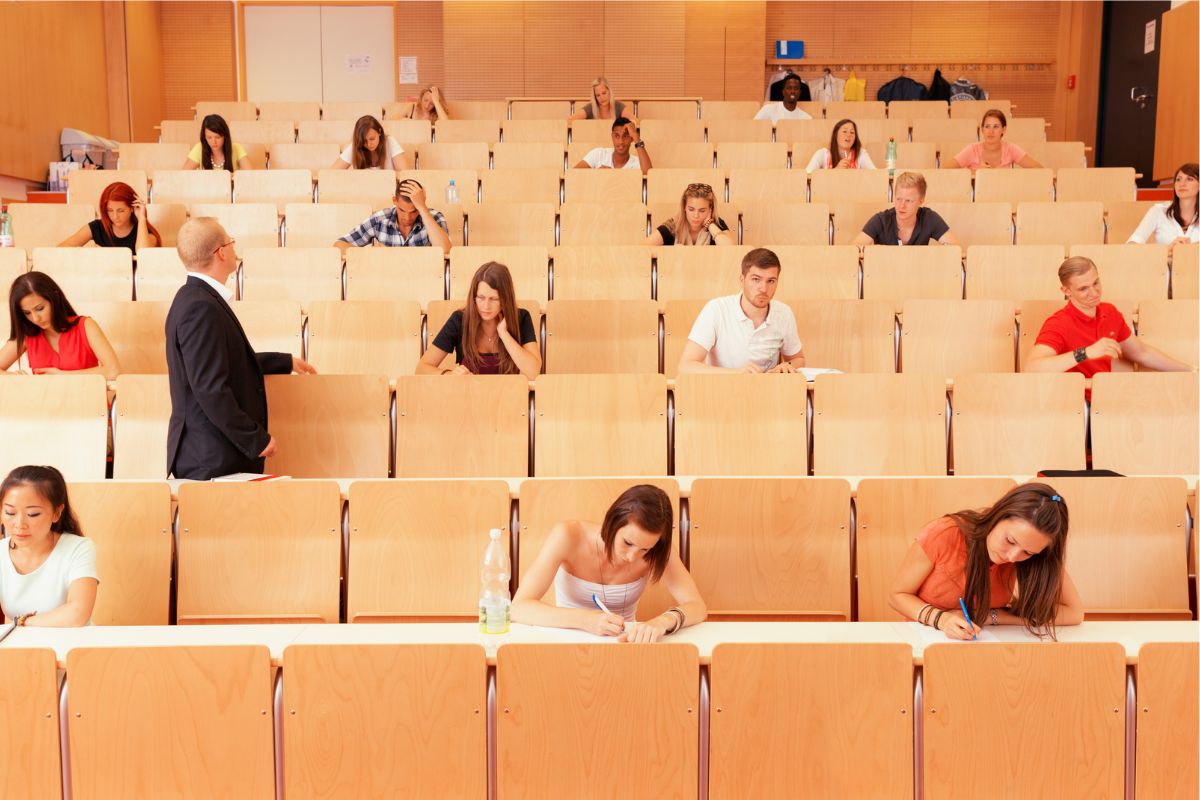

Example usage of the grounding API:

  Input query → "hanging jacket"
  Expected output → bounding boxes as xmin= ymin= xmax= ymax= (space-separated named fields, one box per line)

xmin=843 ymin=71 xmax=867 ymax=102
xmin=928 ymin=69 xmax=952 ymax=101
xmin=876 ymin=75 xmax=927 ymax=102
xmin=949 ymin=77 xmax=987 ymax=102
xmin=807 ymin=74 xmax=846 ymax=103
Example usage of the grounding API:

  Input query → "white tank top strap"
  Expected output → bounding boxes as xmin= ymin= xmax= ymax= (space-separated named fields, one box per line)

xmin=554 ymin=566 xmax=647 ymax=622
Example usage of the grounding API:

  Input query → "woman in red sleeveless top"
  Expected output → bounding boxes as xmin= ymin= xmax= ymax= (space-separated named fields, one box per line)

xmin=0 ymin=272 xmax=121 ymax=378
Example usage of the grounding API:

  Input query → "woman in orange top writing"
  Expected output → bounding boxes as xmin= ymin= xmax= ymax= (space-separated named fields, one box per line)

xmin=889 ymin=482 xmax=1084 ymax=640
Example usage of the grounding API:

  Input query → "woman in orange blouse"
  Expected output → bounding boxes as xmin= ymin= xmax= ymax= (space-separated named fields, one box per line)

xmin=889 ymin=482 xmax=1084 ymax=640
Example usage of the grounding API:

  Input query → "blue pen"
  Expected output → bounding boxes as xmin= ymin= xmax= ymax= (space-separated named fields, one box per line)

xmin=592 ymin=593 xmax=613 ymax=615
xmin=958 ymin=597 xmax=977 ymax=640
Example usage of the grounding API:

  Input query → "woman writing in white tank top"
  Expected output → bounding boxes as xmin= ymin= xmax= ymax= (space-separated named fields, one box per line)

xmin=512 ymin=485 xmax=706 ymax=643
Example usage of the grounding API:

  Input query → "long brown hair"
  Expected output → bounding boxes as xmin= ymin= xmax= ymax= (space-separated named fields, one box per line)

xmin=350 ymin=115 xmax=387 ymax=169
xmin=949 ymin=482 xmax=1069 ymax=639
xmin=600 ymin=484 xmax=673 ymax=582
xmin=827 ymin=118 xmax=861 ymax=163
xmin=460 ymin=261 xmax=521 ymax=374
xmin=7 ymin=272 xmax=81 ymax=358
xmin=1169 ymin=162 xmax=1198 ymax=229
xmin=98 ymin=181 xmax=160 ymax=247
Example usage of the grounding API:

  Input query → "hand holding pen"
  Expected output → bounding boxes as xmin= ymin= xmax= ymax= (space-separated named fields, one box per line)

xmin=937 ymin=597 xmax=982 ymax=641
xmin=590 ymin=593 xmax=625 ymax=637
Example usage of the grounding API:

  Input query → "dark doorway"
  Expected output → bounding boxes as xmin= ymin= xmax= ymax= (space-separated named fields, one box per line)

xmin=1097 ymin=0 xmax=1170 ymax=186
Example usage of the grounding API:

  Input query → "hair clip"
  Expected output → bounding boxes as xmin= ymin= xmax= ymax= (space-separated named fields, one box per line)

xmin=1050 ymin=494 xmax=1062 ymax=502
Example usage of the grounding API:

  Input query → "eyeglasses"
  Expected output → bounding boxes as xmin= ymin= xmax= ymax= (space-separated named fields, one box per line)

xmin=212 ymin=239 xmax=236 ymax=255
xmin=687 ymin=183 xmax=714 ymax=193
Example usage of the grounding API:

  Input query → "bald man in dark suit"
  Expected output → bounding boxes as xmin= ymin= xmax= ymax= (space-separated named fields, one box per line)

xmin=165 ymin=217 xmax=316 ymax=479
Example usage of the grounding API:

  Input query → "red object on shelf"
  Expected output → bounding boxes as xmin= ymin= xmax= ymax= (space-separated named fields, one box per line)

xmin=25 ymin=191 xmax=67 ymax=204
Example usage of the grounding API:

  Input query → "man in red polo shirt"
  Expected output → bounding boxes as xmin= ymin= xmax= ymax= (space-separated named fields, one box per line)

xmin=1025 ymin=256 xmax=1194 ymax=376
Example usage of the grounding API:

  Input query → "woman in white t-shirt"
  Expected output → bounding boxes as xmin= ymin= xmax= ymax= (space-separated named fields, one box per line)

xmin=1127 ymin=162 xmax=1199 ymax=254
xmin=329 ymin=115 xmax=410 ymax=171
xmin=805 ymin=118 xmax=877 ymax=173
xmin=0 ymin=465 xmax=98 ymax=627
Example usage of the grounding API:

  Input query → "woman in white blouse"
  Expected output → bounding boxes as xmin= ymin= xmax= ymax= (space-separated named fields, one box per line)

xmin=0 ymin=465 xmax=98 ymax=627
xmin=805 ymin=119 xmax=876 ymax=173
xmin=1127 ymin=162 xmax=1198 ymax=254
xmin=329 ymin=115 xmax=410 ymax=171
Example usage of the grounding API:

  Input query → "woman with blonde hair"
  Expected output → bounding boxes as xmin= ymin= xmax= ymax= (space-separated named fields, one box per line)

xmin=569 ymin=77 xmax=628 ymax=121
xmin=329 ymin=115 xmax=410 ymax=170
xmin=644 ymin=183 xmax=733 ymax=246
xmin=409 ymin=86 xmax=449 ymax=123
xmin=416 ymin=261 xmax=540 ymax=378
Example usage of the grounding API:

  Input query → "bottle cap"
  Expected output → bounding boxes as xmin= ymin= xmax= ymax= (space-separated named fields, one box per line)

xmin=489 ymin=528 xmax=501 ymax=539
xmin=449 ymin=179 xmax=455 ymax=185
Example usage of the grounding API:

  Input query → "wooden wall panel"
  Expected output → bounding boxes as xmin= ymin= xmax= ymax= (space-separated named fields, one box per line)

xmin=1054 ymin=0 xmax=1102 ymax=162
xmin=443 ymin=1 xmax=524 ymax=99
xmin=161 ymin=1 xmax=237 ymax=119
xmin=603 ymin=1 xmax=686 ymax=96
xmin=126 ymin=0 xmax=167 ymax=144
xmin=396 ymin=0 xmax=444 ymax=99
xmin=724 ymin=1 xmax=767 ymax=100
xmin=765 ymin=1 xmax=1073 ymax=142
xmin=1154 ymin=0 xmax=1199 ymax=180
xmin=524 ymin=1 xmax=604 ymax=97
xmin=684 ymin=1 xmax=727 ymax=101
xmin=104 ymin=2 xmax=132 ymax=143
xmin=0 ymin=1 xmax=111 ymax=182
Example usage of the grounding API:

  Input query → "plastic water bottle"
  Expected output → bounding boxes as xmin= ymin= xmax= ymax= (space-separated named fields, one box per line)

xmin=479 ymin=528 xmax=511 ymax=634
xmin=885 ymin=140 xmax=897 ymax=178
xmin=445 ymin=179 xmax=459 ymax=205
xmin=0 ymin=205 xmax=12 ymax=248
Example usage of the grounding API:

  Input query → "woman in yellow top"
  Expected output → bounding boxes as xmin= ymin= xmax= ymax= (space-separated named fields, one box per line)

xmin=181 ymin=114 xmax=253 ymax=171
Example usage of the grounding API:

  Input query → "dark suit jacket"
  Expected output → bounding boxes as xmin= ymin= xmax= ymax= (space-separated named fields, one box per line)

xmin=165 ymin=276 xmax=292 ymax=479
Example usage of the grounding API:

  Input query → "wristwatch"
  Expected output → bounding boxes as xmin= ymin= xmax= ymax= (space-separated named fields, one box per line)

xmin=1073 ymin=347 xmax=1087 ymax=363
xmin=633 ymin=141 xmax=645 ymax=149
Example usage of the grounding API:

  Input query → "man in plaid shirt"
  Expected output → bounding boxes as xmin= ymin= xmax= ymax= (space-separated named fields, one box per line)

xmin=334 ymin=178 xmax=452 ymax=255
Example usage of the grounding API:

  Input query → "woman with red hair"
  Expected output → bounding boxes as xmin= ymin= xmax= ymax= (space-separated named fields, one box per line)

xmin=59 ymin=181 xmax=160 ymax=253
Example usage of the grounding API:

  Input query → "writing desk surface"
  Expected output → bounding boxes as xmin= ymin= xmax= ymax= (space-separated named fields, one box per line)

xmin=3 ymin=620 xmax=1194 ymax=668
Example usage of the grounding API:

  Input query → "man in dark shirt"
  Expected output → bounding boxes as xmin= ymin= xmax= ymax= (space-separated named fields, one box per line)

xmin=854 ymin=171 xmax=958 ymax=247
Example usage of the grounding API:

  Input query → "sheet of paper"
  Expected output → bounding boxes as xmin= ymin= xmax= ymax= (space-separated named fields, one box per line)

xmin=907 ymin=620 xmax=999 ymax=644
xmin=346 ymin=54 xmax=372 ymax=74
xmin=399 ymin=56 xmax=418 ymax=84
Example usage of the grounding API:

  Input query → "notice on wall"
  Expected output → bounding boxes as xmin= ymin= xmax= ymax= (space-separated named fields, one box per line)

xmin=399 ymin=56 xmax=418 ymax=85
xmin=346 ymin=54 xmax=372 ymax=74
xmin=1144 ymin=20 xmax=1156 ymax=54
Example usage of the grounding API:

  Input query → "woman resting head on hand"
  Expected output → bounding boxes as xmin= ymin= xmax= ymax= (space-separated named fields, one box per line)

xmin=58 ymin=181 xmax=160 ymax=253
xmin=1 ymin=465 xmax=99 ymax=627
xmin=416 ymin=261 xmax=541 ymax=379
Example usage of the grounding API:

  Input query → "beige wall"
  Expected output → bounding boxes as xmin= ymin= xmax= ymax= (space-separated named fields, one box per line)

xmin=0 ymin=1 xmax=112 ymax=182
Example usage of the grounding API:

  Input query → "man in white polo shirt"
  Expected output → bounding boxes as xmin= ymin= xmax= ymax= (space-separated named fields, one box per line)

xmin=678 ymin=248 xmax=805 ymax=374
